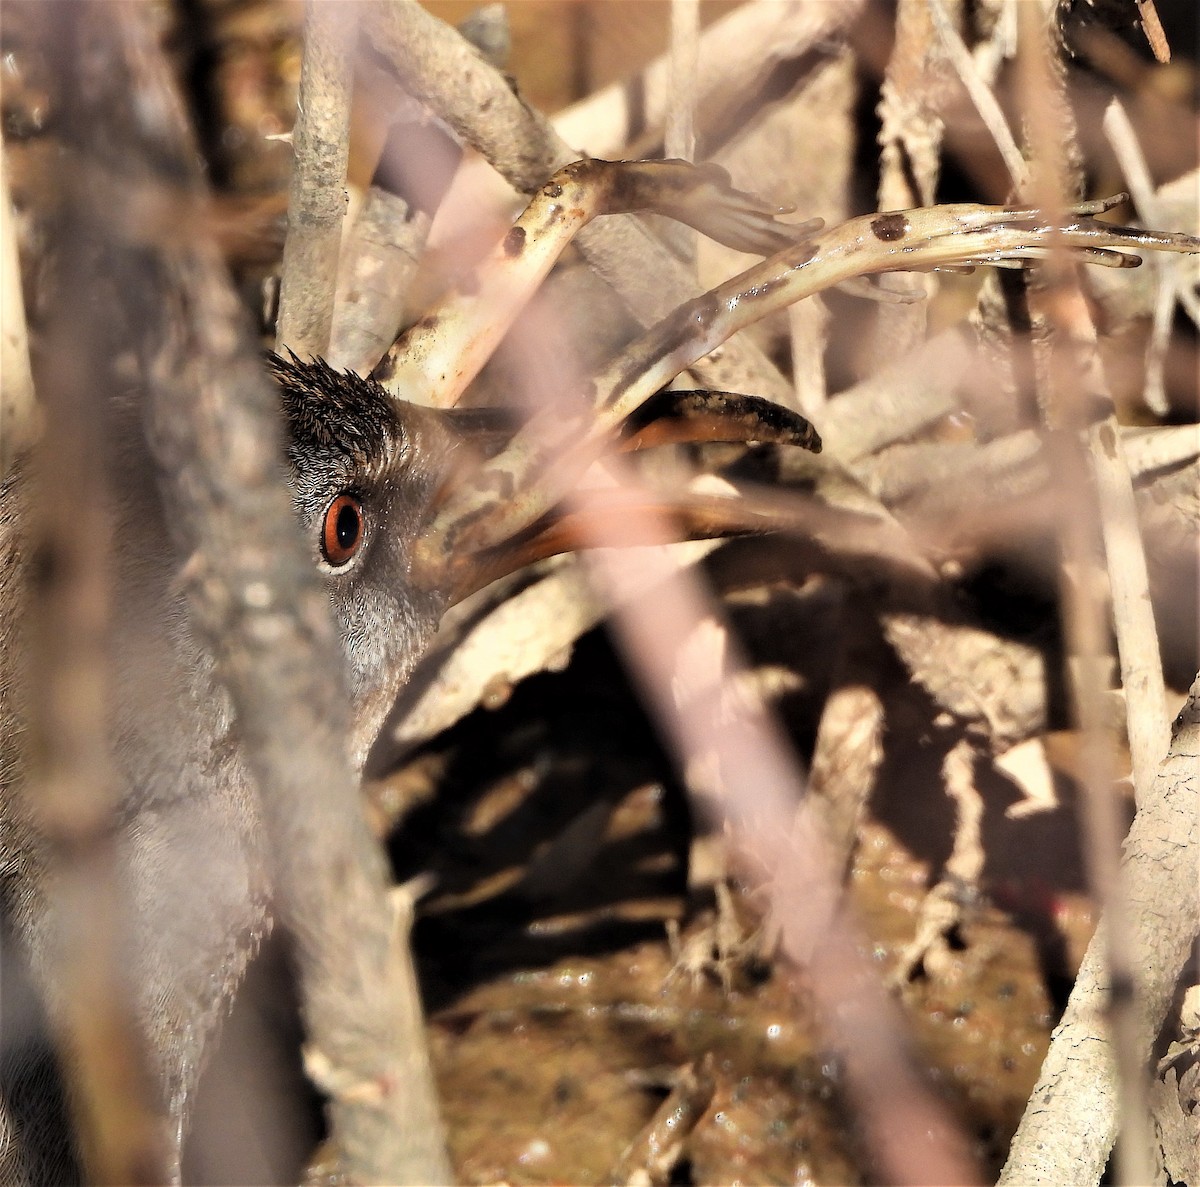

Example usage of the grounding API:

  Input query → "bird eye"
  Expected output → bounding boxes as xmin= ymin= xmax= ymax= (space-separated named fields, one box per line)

xmin=320 ymin=494 xmax=364 ymax=567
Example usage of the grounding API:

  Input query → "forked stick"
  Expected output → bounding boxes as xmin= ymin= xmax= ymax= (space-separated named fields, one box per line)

xmin=375 ymin=158 xmax=819 ymax=407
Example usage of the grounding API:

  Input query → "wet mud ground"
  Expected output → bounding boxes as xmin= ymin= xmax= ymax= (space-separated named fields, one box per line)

xmin=384 ymin=608 xmax=1101 ymax=1185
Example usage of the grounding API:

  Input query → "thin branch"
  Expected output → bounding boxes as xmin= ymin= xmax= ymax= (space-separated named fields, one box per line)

xmin=1122 ymin=423 xmax=1200 ymax=473
xmin=1103 ymin=97 xmax=1177 ymax=415
xmin=788 ymin=297 xmax=830 ymax=419
xmin=664 ymin=0 xmax=698 ymax=164
xmin=1135 ymin=0 xmax=1171 ymax=64
xmin=929 ymin=0 xmax=1028 ymax=191
xmin=1015 ymin=6 xmax=1157 ymax=1180
xmin=821 ymin=327 xmax=972 ymax=460
xmin=0 ymin=134 xmax=36 ymax=475
xmin=274 ymin=0 xmax=357 ymax=359
xmin=1087 ymin=410 xmax=1171 ymax=803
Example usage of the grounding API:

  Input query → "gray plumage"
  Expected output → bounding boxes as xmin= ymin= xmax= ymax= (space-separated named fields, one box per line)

xmin=0 ymin=357 xmax=457 ymax=1182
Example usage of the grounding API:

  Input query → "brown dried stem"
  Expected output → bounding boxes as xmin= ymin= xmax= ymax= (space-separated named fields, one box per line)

xmin=20 ymin=129 xmax=169 ymax=1187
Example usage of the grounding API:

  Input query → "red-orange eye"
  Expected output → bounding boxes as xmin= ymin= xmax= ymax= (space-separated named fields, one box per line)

xmin=320 ymin=494 xmax=364 ymax=567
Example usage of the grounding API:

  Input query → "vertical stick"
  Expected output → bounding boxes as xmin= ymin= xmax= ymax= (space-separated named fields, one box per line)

xmin=665 ymin=0 xmax=698 ymax=164
xmin=1015 ymin=6 xmax=1155 ymax=1183
xmin=0 ymin=136 xmax=36 ymax=475
xmin=24 ymin=16 xmax=171 ymax=1169
xmin=275 ymin=1 xmax=357 ymax=359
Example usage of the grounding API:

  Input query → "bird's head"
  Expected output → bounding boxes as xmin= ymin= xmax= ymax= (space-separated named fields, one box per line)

xmin=268 ymin=350 xmax=824 ymax=768
xmin=270 ymin=353 xmax=465 ymax=764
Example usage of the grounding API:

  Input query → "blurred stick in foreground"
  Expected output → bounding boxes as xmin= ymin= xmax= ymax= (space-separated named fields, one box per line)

xmin=78 ymin=5 xmax=450 ymax=1181
xmin=17 ymin=39 xmax=168 ymax=1176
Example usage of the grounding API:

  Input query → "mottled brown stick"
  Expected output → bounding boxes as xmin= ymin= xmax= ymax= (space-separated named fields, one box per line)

xmin=15 ymin=78 xmax=168 ymax=1183
xmin=85 ymin=7 xmax=451 ymax=1182
xmin=275 ymin=1 xmax=357 ymax=359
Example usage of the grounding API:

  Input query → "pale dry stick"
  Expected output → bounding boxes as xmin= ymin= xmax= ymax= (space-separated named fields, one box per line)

xmin=999 ymin=673 xmax=1200 ymax=1187
xmin=274 ymin=0 xmax=357 ymax=359
xmin=805 ymin=666 xmax=885 ymax=877
xmin=1135 ymin=0 xmax=1171 ymax=64
xmin=664 ymin=0 xmax=698 ymax=165
xmin=966 ymin=0 xmax=1018 ymax=87
xmin=928 ymin=0 xmax=1028 ymax=191
xmin=859 ymin=422 xmax=1198 ymax=510
xmin=608 ymin=1056 xmax=715 ymax=1186
xmin=859 ymin=426 xmax=1043 ymax=509
xmin=818 ymin=326 xmax=973 ymax=460
xmin=1015 ymin=7 xmax=1155 ymax=1181
xmin=1103 ymin=97 xmax=1176 ymax=415
xmin=1122 ymin=423 xmax=1200 ymax=473
xmin=1034 ymin=311 xmax=1168 ymax=1180
xmin=100 ymin=8 xmax=451 ymax=1183
xmin=788 ymin=298 xmax=830 ymax=420
xmin=0 ymin=134 xmax=35 ymax=475
xmin=389 ymin=544 xmax=719 ymax=752
xmin=1158 ymin=175 xmax=1200 ymax=327
xmin=328 ymin=186 xmax=430 ymax=374
xmin=873 ymin=0 xmax=953 ymax=359
xmin=429 ymin=198 xmax=1199 ymax=557
xmin=663 ymin=0 xmax=700 ymax=268
xmin=364 ymin=0 xmax=557 ymax=197
xmin=1085 ymin=399 xmax=1170 ymax=804
xmin=1089 ymin=169 xmax=1200 ymax=333
xmin=553 ymin=0 xmax=867 ymax=159
xmin=882 ymin=611 xmax=1047 ymax=753
xmin=889 ymin=739 xmax=985 ymax=986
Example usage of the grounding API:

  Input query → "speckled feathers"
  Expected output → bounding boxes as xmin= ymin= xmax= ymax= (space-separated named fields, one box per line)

xmin=269 ymin=351 xmax=406 ymax=470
